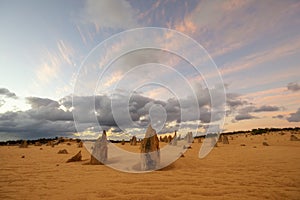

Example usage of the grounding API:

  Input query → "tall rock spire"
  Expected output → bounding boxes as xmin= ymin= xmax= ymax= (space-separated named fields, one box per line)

xmin=140 ymin=124 xmax=160 ymax=170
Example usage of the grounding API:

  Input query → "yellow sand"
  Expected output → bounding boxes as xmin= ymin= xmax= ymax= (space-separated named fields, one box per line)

xmin=1 ymin=131 xmax=300 ymax=200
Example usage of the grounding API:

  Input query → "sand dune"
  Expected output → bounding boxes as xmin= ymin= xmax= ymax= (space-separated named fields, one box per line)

xmin=1 ymin=131 xmax=300 ymax=199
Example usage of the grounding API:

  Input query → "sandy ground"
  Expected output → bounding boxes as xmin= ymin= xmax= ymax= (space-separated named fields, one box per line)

xmin=1 ymin=131 xmax=300 ymax=200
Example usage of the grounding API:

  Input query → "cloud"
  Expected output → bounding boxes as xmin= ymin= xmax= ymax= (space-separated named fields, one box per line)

xmin=253 ymin=105 xmax=280 ymax=112
xmin=173 ymin=0 xmax=300 ymax=68
xmin=81 ymin=0 xmax=138 ymax=30
xmin=219 ymin=37 xmax=300 ymax=77
xmin=34 ymin=39 xmax=75 ymax=94
xmin=35 ymin=50 xmax=61 ymax=84
xmin=226 ymin=93 xmax=248 ymax=108
xmin=0 ymin=110 xmax=76 ymax=139
xmin=287 ymin=108 xmax=300 ymax=122
xmin=228 ymin=95 xmax=281 ymax=122
xmin=287 ymin=82 xmax=300 ymax=92
xmin=0 ymin=99 xmax=5 ymax=107
xmin=0 ymin=83 xmax=230 ymax=139
xmin=0 ymin=88 xmax=17 ymax=99
xmin=57 ymin=40 xmax=74 ymax=66
xmin=235 ymin=113 xmax=256 ymax=121
xmin=26 ymin=97 xmax=59 ymax=109
xmin=175 ymin=17 xmax=197 ymax=34
xmin=273 ymin=114 xmax=284 ymax=119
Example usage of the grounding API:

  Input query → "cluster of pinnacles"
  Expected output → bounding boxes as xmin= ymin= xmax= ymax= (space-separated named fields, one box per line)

xmin=87 ymin=124 xmax=197 ymax=170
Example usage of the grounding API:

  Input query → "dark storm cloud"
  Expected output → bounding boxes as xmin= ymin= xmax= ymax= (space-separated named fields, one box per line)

xmin=0 ymin=110 xmax=76 ymax=139
xmin=0 ymin=86 xmax=252 ymax=139
xmin=235 ymin=113 xmax=256 ymax=121
xmin=226 ymin=93 xmax=248 ymax=108
xmin=287 ymin=82 xmax=300 ymax=92
xmin=253 ymin=105 xmax=280 ymax=112
xmin=26 ymin=97 xmax=73 ymax=121
xmin=232 ymin=104 xmax=280 ymax=122
xmin=0 ymin=88 xmax=17 ymax=98
xmin=287 ymin=108 xmax=300 ymax=122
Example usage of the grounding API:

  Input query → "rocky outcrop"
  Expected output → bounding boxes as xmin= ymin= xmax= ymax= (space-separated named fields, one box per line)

xmin=121 ymin=139 xmax=125 ymax=145
xmin=218 ymin=135 xmax=223 ymax=143
xmin=170 ymin=131 xmax=177 ymax=146
xmin=34 ymin=141 xmax=42 ymax=146
xmin=58 ymin=149 xmax=68 ymax=154
xmin=77 ymin=141 xmax=83 ymax=148
xmin=290 ymin=135 xmax=300 ymax=141
xmin=19 ymin=140 xmax=28 ymax=148
xmin=159 ymin=136 xmax=163 ymax=142
xmin=46 ymin=141 xmax=55 ymax=147
xmin=185 ymin=132 xmax=193 ymax=143
xmin=177 ymin=134 xmax=181 ymax=141
xmin=90 ymin=130 xmax=108 ymax=165
xmin=163 ymin=135 xmax=168 ymax=143
xmin=67 ymin=151 xmax=82 ymax=162
xmin=167 ymin=135 xmax=172 ymax=143
xmin=262 ymin=142 xmax=269 ymax=146
xmin=130 ymin=136 xmax=137 ymax=145
xmin=140 ymin=125 xmax=160 ymax=170
xmin=222 ymin=135 xmax=229 ymax=144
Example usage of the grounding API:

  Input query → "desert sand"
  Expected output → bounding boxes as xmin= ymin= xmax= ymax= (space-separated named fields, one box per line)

xmin=1 ymin=131 xmax=300 ymax=200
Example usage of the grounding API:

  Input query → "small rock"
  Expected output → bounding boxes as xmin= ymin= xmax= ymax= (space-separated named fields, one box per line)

xmin=21 ymin=155 xmax=25 ymax=158
xmin=240 ymin=144 xmax=246 ymax=146
xmin=67 ymin=151 xmax=82 ymax=163
xmin=262 ymin=142 xmax=269 ymax=146
xmin=58 ymin=149 xmax=68 ymax=154
xmin=34 ymin=141 xmax=42 ymax=146
xmin=77 ymin=141 xmax=83 ymax=148
xmin=290 ymin=135 xmax=300 ymax=141
xmin=121 ymin=139 xmax=125 ymax=145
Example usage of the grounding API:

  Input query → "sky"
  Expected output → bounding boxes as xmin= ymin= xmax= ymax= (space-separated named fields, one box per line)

xmin=0 ymin=0 xmax=300 ymax=141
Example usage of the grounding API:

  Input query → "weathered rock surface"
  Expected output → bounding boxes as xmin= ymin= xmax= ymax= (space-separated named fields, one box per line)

xmin=140 ymin=125 xmax=160 ymax=171
xmin=34 ymin=141 xmax=42 ymax=146
xmin=290 ymin=135 xmax=300 ymax=141
xmin=130 ymin=136 xmax=137 ymax=145
xmin=170 ymin=131 xmax=177 ymax=146
xmin=78 ymin=141 xmax=83 ymax=148
xmin=185 ymin=132 xmax=193 ymax=143
xmin=58 ymin=149 xmax=68 ymax=154
xmin=67 ymin=151 xmax=82 ymax=162
xmin=262 ymin=142 xmax=269 ymax=146
xmin=121 ymin=139 xmax=125 ymax=145
xmin=90 ymin=130 xmax=108 ymax=165
xmin=19 ymin=140 xmax=28 ymax=148
xmin=222 ymin=135 xmax=229 ymax=144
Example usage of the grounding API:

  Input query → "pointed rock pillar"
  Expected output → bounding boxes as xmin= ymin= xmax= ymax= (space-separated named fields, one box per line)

xmin=222 ymin=135 xmax=229 ymax=144
xmin=171 ymin=131 xmax=178 ymax=146
xmin=90 ymin=130 xmax=108 ymax=165
xmin=140 ymin=125 xmax=160 ymax=170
